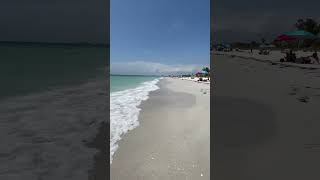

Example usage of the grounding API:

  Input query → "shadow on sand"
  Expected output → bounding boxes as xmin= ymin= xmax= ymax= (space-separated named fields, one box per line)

xmin=211 ymin=96 xmax=277 ymax=179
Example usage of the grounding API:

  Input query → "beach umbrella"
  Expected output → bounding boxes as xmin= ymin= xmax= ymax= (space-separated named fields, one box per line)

xmin=273 ymin=34 xmax=297 ymax=43
xmin=284 ymin=30 xmax=317 ymax=39
xmin=284 ymin=30 xmax=318 ymax=49
xmin=273 ymin=35 xmax=297 ymax=48
xmin=200 ymin=70 xmax=208 ymax=74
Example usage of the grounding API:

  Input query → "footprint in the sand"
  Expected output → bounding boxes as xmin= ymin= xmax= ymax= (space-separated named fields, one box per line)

xmin=279 ymin=65 xmax=290 ymax=68
xmin=297 ymin=96 xmax=310 ymax=103
xmin=288 ymin=86 xmax=299 ymax=96
xmin=291 ymin=86 xmax=299 ymax=92
xmin=304 ymin=144 xmax=320 ymax=150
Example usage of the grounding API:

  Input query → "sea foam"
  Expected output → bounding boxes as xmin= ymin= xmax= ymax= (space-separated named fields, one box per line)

xmin=110 ymin=78 xmax=160 ymax=163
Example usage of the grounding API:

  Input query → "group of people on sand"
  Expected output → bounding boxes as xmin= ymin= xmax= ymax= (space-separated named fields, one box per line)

xmin=280 ymin=50 xmax=320 ymax=64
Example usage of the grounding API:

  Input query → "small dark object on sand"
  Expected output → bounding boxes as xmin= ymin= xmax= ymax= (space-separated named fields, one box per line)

xmin=304 ymin=144 xmax=320 ymax=149
xmin=291 ymin=87 xmax=299 ymax=92
xmin=297 ymin=96 xmax=310 ymax=103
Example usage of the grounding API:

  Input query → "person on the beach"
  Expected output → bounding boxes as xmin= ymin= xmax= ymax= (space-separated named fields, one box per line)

xmin=283 ymin=52 xmax=291 ymax=62
xmin=310 ymin=52 xmax=319 ymax=64
xmin=287 ymin=50 xmax=296 ymax=62
xmin=289 ymin=51 xmax=319 ymax=64
xmin=281 ymin=50 xmax=296 ymax=63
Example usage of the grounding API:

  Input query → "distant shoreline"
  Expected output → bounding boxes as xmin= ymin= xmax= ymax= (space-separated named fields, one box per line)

xmin=110 ymin=74 xmax=161 ymax=77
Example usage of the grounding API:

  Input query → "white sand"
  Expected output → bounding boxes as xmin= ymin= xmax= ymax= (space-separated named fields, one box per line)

xmin=111 ymin=78 xmax=210 ymax=180
xmin=212 ymin=54 xmax=320 ymax=179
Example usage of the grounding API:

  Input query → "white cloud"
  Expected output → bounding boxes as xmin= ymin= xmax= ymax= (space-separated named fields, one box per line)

xmin=110 ymin=61 xmax=207 ymax=75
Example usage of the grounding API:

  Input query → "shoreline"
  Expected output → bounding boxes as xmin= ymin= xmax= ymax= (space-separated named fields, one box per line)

xmin=87 ymin=122 xmax=108 ymax=180
xmin=111 ymin=78 xmax=210 ymax=179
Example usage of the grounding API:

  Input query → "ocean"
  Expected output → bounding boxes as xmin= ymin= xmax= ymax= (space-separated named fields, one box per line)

xmin=110 ymin=75 xmax=161 ymax=163
xmin=0 ymin=43 xmax=108 ymax=180
xmin=0 ymin=44 xmax=107 ymax=99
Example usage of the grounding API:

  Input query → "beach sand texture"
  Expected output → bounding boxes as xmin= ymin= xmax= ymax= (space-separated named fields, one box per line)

xmin=212 ymin=54 xmax=320 ymax=180
xmin=111 ymin=78 xmax=210 ymax=180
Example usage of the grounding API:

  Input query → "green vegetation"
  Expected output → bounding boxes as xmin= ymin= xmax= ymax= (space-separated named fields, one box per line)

xmin=201 ymin=67 xmax=210 ymax=80
xmin=229 ymin=19 xmax=320 ymax=50
xmin=295 ymin=18 xmax=320 ymax=36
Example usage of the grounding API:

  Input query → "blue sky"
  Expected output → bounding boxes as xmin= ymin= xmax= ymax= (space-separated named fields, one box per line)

xmin=111 ymin=0 xmax=210 ymax=75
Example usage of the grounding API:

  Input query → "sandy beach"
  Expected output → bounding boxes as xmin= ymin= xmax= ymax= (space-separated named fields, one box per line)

xmin=111 ymin=78 xmax=210 ymax=179
xmin=212 ymin=53 xmax=320 ymax=179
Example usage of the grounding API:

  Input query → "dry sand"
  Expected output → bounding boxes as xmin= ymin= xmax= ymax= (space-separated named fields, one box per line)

xmin=212 ymin=53 xmax=320 ymax=180
xmin=111 ymin=78 xmax=210 ymax=180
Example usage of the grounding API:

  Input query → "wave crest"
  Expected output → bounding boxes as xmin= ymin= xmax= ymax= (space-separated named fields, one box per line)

xmin=110 ymin=78 xmax=160 ymax=163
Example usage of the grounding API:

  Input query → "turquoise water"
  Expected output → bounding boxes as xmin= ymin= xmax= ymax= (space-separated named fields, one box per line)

xmin=110 ymin=75 xmax=159 ymax=93
xmin=0 ymin=44 xmax=108 ymax=99
xmin=0 ymin=43 xmax=109 ymax=178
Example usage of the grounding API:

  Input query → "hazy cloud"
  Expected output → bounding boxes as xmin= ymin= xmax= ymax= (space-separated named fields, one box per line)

xmin=111 ymin=61 xmax=207 ymax=75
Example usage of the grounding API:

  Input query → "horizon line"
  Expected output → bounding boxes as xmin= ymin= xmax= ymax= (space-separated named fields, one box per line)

xmin=0 ymin=41 xmax=109 ymax=47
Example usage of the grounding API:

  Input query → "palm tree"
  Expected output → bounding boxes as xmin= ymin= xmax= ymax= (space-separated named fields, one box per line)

xmin=294 ymin=18 xmax=320 ymax=47
xmin=261 ymin=37 xmax=266 ymax=45
xmin=202 ymin=67 xmax=210 ymax=80
xmin=295 ymin=18 xmax=320 ymax=35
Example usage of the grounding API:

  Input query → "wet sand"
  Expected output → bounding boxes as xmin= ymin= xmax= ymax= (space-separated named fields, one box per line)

xmin=111 ymin=78 xmax=210 ymax=180
xmin=87 ymin=122 xmax=109 ymax=180
xmin=0 ymin=78 xmax=108 ymax=180
xmin=212 ymin=54 xmax=320 ymax=180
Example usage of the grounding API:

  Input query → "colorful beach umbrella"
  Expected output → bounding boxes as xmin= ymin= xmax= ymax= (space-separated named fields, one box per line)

xmin=273 ymin=34 xmax=297 ymax=43
xmin=284 ymin=30 xmax=317 ymax=39
xmin=280 ymin=30 xmax=318 ymax=49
